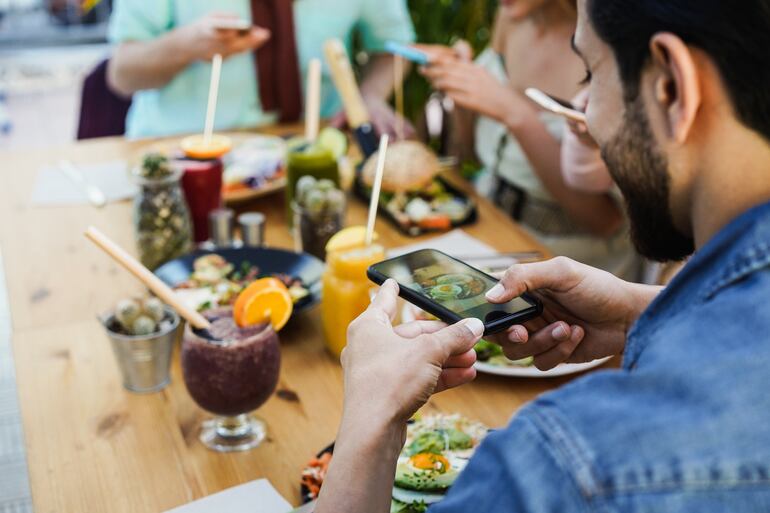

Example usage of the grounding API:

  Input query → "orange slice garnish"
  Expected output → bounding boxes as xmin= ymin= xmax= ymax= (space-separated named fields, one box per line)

xmin=233 ymin=277 xmax=294 ymax=331
xmin=180 ymin=134 xmax=233 ymax=160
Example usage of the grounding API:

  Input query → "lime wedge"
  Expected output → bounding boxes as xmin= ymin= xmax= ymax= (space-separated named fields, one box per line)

xmin=317 ymin=127 xmax=348 ymax=159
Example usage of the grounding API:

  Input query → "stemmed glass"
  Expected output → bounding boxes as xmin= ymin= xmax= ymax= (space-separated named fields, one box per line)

xmin=181 ymin=309 xmax=281 ymax=452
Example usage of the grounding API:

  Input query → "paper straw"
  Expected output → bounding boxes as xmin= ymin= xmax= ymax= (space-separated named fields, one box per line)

xmin=365 ymin=134 xmax=389 ymax=246
xmin=203 ymin=53 xmax=223 ymax=145
xmin=305 ymin=58 xmax=322 ymax=142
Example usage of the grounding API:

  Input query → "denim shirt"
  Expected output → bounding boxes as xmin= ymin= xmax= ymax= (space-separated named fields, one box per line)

xmin=431 ymin=200 xmax=770 ymax=512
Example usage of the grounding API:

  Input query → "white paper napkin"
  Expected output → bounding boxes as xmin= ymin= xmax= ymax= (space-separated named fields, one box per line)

xmin=163 ymin=479 xmax=292 ymax=513
xmin=31 ymin=160 xmax=137 ymax=206
xmin=388 ymin=229 xmax=517 ymax=271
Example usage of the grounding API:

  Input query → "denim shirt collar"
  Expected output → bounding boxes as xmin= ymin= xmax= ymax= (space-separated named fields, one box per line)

xmin=624 ymin=199 xmax=770 ymax=368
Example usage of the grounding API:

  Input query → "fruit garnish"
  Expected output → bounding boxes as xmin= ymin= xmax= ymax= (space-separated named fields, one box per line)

xmin=409 ymin=453 xmax=450 ymax=473
xmin=233 ymin=277 xmax=293 ymax=331
xmin=325 ymin=226 xmax=378 ymax=253
xmin=180 ymin=134 xmax=233 ymax=160
xmin=317 ymin=127 xmax=348 ymax=159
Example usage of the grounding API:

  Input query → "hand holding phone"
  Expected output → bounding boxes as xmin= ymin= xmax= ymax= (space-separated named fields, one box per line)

xmin=211 ymin=18 xmax=252 ymax=34
xmin=367 ymin=249 xmax=542 ymax=335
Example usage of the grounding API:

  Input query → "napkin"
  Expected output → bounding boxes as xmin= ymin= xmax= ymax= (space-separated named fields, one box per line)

xmin=388 ymin=229 xmax=517 ymax=272
xmin=31 ymin=160 xmax=137 ymax=206
xmin=163 ymin=479 xmax=292 ymax=513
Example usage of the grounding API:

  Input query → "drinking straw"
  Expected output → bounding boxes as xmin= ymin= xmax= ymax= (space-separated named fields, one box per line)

xmin=203 ymin=53 xmax=223 ymax=146
xmin=84 ymin=226 xmax=212 ymax=330
xmin=394 ymin=55 xmax=404 ymax=141
xmin=364 ymin=134 xmax=389 ymax=246
xmin=305 ymin=58 xmax=322 ymax=142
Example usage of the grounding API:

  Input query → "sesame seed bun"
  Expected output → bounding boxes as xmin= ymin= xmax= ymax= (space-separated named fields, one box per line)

xmin=361 ymin=141 xmax=441 ymax=193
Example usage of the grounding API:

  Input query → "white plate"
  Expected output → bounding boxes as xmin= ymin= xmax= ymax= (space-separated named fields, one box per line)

xmin=473 ymin=357 xmax=611 ymax=378
xmin=400 ymin=303 xmax=612 ymax=378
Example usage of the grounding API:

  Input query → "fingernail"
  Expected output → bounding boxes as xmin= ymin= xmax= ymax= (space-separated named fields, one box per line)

xmin=552 ymin=324 xmax=569 ymax=341
xmin=462 ymin=318 xmax=484 ymax=337
xmin=509 ymin=327 xmax=524 ymax=344
xmin=486 ymin=284 xmax=504 ymax=301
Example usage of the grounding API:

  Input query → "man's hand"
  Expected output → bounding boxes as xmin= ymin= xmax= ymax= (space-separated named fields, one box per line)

xmin=177 ymin=13 xmax=270 ymax=62
xmin=486 ymin=257 xmax=662 ymax=370
xmin=315 ymin=279 xmax=483 ymax=513
xmin=341 ymin=279 xmax=483 ymax=427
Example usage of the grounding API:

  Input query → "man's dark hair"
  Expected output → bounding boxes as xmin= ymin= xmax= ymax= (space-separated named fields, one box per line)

xmin=587 ymin=0 xmax=770 ymax=141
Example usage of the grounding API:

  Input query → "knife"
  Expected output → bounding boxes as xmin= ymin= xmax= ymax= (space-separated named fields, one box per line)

xmin=59 ymin=160 xmax=107 ymax=208
xmin=323 ymin=39 xmax=380 ymax=158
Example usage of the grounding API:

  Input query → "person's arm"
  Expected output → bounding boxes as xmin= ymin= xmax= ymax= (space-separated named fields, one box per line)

xmin=314 ymin=281 xmax=483 ymax=513
xmin=428 ymin=411 xmax=589 ymax=513
xmin=359 ymin=53 xmax=410 ymax=102
xmin=421 ymin=61 xmax=622 ymax=237
xmin=107 ymin=14 xmax=270 ymax=96
xmin=486 ymin=257 xmax=662 ymax=370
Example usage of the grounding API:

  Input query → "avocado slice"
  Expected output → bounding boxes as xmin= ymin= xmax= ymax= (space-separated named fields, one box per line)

xmin=406 ymin=429 xmax=473 ymax=456
xmin=394 ymin=461 xmax=459 ymax=492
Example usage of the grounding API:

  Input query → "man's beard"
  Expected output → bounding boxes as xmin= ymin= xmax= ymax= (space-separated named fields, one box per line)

xmin=600 ymin=97 xmax=695 ymax=262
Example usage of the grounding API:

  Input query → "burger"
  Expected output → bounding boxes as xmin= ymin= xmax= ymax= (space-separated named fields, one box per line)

xmin=360 ymin=141 xmax=472 ymax=233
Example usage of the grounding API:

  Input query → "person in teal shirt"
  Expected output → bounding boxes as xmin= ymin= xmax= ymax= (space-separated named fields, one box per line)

xmin=107 ymin=0 xmax=415 ymax=139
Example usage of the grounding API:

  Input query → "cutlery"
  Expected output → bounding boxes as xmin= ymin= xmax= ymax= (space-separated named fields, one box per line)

xmin=59 ymin=159 xmax=106 ymax=208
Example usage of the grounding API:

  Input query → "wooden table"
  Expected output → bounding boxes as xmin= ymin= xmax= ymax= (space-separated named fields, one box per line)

xmin=0 ymin=128 xmax=609 ymax=512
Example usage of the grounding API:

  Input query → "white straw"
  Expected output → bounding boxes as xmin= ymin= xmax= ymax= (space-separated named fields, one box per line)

xmin=203 ymin=53 xmax=223 ymax=145
xmin=305 ymin=58 xmax=322 ymax=142
xmin=394 ymin=55 xmax=404 ymax=141
xmin=365 ymin=134 xmax=389 ymax=246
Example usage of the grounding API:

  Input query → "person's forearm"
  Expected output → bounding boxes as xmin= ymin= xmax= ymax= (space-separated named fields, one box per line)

xmin=505 ymin=106 xmax=623 ymax=237
xmin=359 ymin=53 xmax=411 ymax=100
xmin=315 ymin=413 xmax=404 ymax=513
xmin=108 ymin=31 xmax=195 ymax=96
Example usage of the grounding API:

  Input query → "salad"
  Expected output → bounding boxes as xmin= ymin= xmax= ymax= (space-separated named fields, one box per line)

xmin=301 ymin=413 xmax=488 ymax=511
xmin=409 ymin=305 xmax=534 ymax=368
xmin=174 ymin=254 xmax=309 ymax=312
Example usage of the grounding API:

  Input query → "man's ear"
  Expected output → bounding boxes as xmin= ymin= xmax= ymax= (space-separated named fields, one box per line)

xmin=648 ymin=32 xmax=701 ymax=144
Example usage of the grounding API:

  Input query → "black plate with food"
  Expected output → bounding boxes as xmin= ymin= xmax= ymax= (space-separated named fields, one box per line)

xmin=300 ymin=414 xmax=489 ymax=511
xmin=354 ymin=141 xmax=477 ymax=237
xmin=154 ymin=247 xmax=323 ymax=315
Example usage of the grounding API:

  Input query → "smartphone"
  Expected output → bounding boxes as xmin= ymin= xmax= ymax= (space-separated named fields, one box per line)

xmin=524 ymin=87 xmax=587 ymax=123
xmin=212 ymin=19 xmax=252 ymax=34
xmin=384 ymin=40 xmax=430 ymax=66
xmin=367 ymin=249 xmax=542 ymax=335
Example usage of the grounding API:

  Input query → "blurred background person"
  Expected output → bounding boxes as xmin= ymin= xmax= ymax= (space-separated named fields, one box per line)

xmin=419 ymin=0 xmax=642 ymax=281
xmin=106 ymin=0 xmax=416 ymax=139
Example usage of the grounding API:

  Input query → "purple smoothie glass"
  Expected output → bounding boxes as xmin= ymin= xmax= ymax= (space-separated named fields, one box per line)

xmin=181 ymin=308 xmax=281 ymax=452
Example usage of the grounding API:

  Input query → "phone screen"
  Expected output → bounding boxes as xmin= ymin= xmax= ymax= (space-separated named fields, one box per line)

xmin=370 ymin=249 xmax=536 ymax=322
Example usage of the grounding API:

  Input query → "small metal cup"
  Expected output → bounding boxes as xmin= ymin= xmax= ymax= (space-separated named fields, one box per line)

xmin=238 ymin=212 xmax=266 ymax=247
xmin=100 ymin=307 xmax=181 ymax=393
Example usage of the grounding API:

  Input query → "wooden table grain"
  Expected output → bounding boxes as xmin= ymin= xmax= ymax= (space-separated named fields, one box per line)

xmin=0 ymin=128 xmax=610 ymax=512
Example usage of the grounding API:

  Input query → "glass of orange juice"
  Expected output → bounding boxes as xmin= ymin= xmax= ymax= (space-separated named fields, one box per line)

xmin=321 ymin=228 xmax=385 ymax=358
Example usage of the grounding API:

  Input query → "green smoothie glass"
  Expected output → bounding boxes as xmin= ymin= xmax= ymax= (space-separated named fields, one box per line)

xmin=286 ymin=145 xmax=340 ymax=225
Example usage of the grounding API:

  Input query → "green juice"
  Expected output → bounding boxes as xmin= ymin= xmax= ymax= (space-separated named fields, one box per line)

xmin=286 ymin=146 xmax=340 ymax=225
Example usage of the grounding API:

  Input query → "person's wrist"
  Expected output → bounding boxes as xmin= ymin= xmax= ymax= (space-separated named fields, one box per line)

xmin=337 ymin=402 xmax=405 ymax=456
xmin=501 ymin=91 xmax=538 ymax=134
xmin=169 ymin=24 xmax=200 ymax=65
xmin=623 ymin=283 xmax=663 ymax=335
